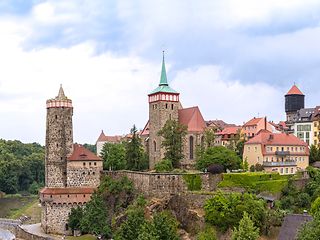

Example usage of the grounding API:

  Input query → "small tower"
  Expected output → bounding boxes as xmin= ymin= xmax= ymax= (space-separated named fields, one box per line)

xmin=45 ymin=85 xmax=73 ymax=187
xmin=148 ymin=53 xmax=181 ymax=168
xmin=285 ymin=84 xmax=305 ymax=123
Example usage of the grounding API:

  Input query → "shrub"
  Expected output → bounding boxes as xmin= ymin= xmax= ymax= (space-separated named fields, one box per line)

xmin=207 ymin=164 xmax=224 ymax=174
xmin=183 ymin=174 xmax=202 ymax=191
xmin=255 ymin=164 xmax=264 ymax=172
xmin=250 ymin=165 xmax=255 ymax=172
xmin=155 ymin=159 xmax=173 ymax=172
xmin=197 ymin=226 xmax=217 ymax=240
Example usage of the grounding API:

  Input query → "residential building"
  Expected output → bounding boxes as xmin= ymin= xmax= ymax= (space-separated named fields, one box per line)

xmin=293 ymin=108 xmax=315 ymax=146
xmin=312 ymin=106 xmax=320 ymax=146
xmin=96 ymin=130 xmax=122 ymax=156
xmin=242 ymin=117 xmax=273 ymax=140
xmin=243 ymin=130 xmax=309 ymax=175
xmin=215 ymin=126 xmax=241 ymax=148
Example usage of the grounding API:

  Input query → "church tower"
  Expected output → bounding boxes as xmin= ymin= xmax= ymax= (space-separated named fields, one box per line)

xmin=148 ymin=53 xmax=181 ymax=168
xmin=45 ymin=85 xmax=73 ymax=187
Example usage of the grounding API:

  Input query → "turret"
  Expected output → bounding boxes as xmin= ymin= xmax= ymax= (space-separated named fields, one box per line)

xmin=285 ymin=84 xmax=305 ymax=123
xmin=45 ymin=85 xmax=73 ymax=187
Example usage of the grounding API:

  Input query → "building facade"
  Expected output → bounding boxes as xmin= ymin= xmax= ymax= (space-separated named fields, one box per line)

xmin=40 ymin=86 xmax=102 ymax=235
xmin=243 ymin=130 xmax=309 ymax=175
xmin=242 ymin=117 xmax=273 ymax=140
xmin=144 ymin=54 xmax=206 ymax=169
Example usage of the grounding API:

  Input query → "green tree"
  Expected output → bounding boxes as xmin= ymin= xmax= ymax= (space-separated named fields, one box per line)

xmin=68 ymin=206 xmax=84 ymax=231
xmin=137 ymin=223 xmax=159 ymax=240
xmin=311 ymin=196 xmax=320 ymax=215
xmin=158 ymin=120 xmax=187 ymax=168
xmin=197 ymin=226 xmax=217 ymax=240
xmin=297 ymin=214 xmax=320 ymax=240
xmin=231 ymin=212 xmax=260 ymax=240
xmin=204 ymin=128 xmax=216 ymax=148
xmin=310 ymin=145 xmax=320 ymax=164
xmin=100 ymin=143 xmax=126 ymax=170
xmin=126 ymin=125 xmax=148 ymax=171
xmin=155 ymin=159 xmax=173 ymax=172
xmin=83 ymin=143 xmax=97 ymax=154
xmin=152 ymin=211 xmax=179 ymax=240
xmin=80 ymin=193 xmax=111 ymax=237
xmin=235 ymin=138 xmax=245 ymax=159
xmin=196 ymin=146 xmax=241 ymax=171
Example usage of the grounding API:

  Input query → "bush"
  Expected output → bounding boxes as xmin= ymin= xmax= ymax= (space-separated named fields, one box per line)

xmin=255 ymin=164 xmax=264 ymax=172
xmin=197 ymin=226 xmax=217 ymax=240
xmin=183 ymin=174 xmax=202 ymax=191
xmin=250 ymin=165 xmax=255 ymax=172
xmin=155 ymin=159 xmax=173 ymax=172
xmin=207 ymin=164 xmax=224 ymax=174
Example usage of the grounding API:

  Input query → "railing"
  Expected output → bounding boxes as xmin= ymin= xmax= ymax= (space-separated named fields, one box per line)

xmin=275 ymin=151 xmax=290 ymax=156
xmin=263 ymin=161 xmax=297 ymax=167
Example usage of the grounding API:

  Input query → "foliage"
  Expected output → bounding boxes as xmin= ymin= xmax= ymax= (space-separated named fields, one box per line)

xmin=152 ymin=211 xmax=179 ymax=240
xmin=155 ymin=159 xmax=173 ymax=172
xmin=137 ymin=223 xmax=159 ymax=240
xmin=99 ymin=176 xmax=134 ymax=195
xmin=218 ymin=172 xmax=289 ymax=193
xmin=296 ymin=214 xmax=320 ymax=240
xmin=204 ymin=128 xmax=216 ymax=148
xmin=231 ymin=212 xmax=260 ymax=240
xmin=242 ymin=158 xmax=248 ymax=171
xmin=183 ymin=174 xmax=202 ymax=191
xmin=263 ymin=209 xmax=286 ymax=235
xmin=254 ymin=164 xmax=264 ymax=172
xmin=28 ymin=181 xmax=43 ymax=194
xmin=68 ymin=206 xmax=84 ymax=231
xmin=158 ymin=120 xmax=188 ymax=168
xmin=0 ymin=139 xmax=44 ymax=194
xmin=126 ymin=125 xmax=148 ymax=171
xmin=196 ymin=146 xmax=241 ymax=171
xmin=235 ymin=139 xmax=245 ymax=159
xmin=80 ymin=193 xmax=111 ymax=237
xmin=100 ymin=142 xmax=126 ymax=170
xmin=309 ymin=144 xmax=320 ymax=164
xmin=83 ymin=144 xmax=97 ymax=155
xmin=196 ymin=226 xmax=217 ymax=240
xmin=115 ymin=207 xmax=146 ymax=240
xmin=311 ymin=197 xmax=320 ymax=215
xmin=204 ymin=192 xmax=266 ymax=232
xmin=207 ymin=164 xmax=224 ymax=174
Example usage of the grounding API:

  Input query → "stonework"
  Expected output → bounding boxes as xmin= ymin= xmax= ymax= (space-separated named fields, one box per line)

xmin=41 ymin=86 xmax=102 ymax=235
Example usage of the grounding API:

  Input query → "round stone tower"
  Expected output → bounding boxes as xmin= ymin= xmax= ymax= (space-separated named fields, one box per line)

xmin=285 ymin=84 xmax=305 ymax=123
xmin=148 ymin=53 xmax=181 ymax=169
xmin=45 ymin=85 xmax=73 ymax=188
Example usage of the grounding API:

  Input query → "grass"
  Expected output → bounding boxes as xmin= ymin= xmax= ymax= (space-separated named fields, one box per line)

xmin=8 ymin=197 xmax=41 ymax=223
xmin=66 ymin=234 xmax=96 ymax=240
xmin=218 ymin=172 xmax=289 ymax=193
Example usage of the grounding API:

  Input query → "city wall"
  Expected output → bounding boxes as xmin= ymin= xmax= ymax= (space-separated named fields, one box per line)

xmin=103 ymin=170 xmax=222 ymax=197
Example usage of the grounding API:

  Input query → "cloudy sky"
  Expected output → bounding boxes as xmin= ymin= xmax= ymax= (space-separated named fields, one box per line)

xmin=1 ymin=0 xmax=320 ymax=144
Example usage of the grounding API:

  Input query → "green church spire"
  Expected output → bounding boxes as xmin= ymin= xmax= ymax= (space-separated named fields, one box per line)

xmin=159 ymin=51 xmax=168 ymax=86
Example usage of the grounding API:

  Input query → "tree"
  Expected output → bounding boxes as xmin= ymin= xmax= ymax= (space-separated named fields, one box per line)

xmin=152 ymin=211 xmax=179 ymax=240
xmin=204 ymin=128 xmax=216 ymax=148
xmin=297 ymin=214 xmax=320 ymax=240
xmin=196 ymin=146 xmax=241 ymax=171
xmin=204 ymin=192 xmax=266 ymax=232
xmin=197 ymin=226 xmax=217 ymax=240
xmin=83 ymin=143 xmax=97 ymax=154
xmin=231 ymin=212 xmax=260 ymax=240
xmin=310 ymin=145 xmax=320 ymax=164
xmin=235 ymin=139 xmax=245 ymax=159
xmin=311 ymin=196 xmax=320 ymax=215
xmin=137 ymin=223 xmax=159 ymax=240
xmin=158 ymin=120 xmax=187 ymax=168
xmin=126 ymin=125 xmax=148 ymax=171
xmin=100 ymin=143 xmax=126 ymax=170
xmin=68 ymin=206 xmax=84 ymax=231
xmin=155 ymin=159 xmax=173 ymax=172
xmin=80 ymin=193 xmax=111 ymax=237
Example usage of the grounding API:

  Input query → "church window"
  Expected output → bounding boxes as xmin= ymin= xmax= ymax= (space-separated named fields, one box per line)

xmin=153 ymin=141 xmax=157 ymax=152
xmin=189 ymin=136 xmax=194 ymax=159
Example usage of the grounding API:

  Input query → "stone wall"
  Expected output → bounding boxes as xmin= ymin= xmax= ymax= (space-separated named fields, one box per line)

xmin=16 ymin=225 xmax=54 ymax=240
xmin=0 ymin=218 xmax=21 ymax=233
xmin=67 ymin=161 xmax=103 ymax=187
xmin=104 ymin=171 xmax=222 ymax=197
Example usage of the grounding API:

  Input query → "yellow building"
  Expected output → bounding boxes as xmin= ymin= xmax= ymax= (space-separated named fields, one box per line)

xmin=312 ymin=106 xmax=320 ymax=146
xmin=243 ymin=130 xmax=309 ymax=175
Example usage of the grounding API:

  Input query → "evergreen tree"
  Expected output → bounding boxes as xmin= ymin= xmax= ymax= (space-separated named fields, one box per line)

xmin=231 ymin=212 xmax=260 ymax=240
xmin=158 ymin=120 xmax=187 ymax=168
xmin=68 ymin=206 xmax=83 ymax=231
xmin=126 ymin=125 xmax=148 ymax=171
xmin=137 ymin=223 xmax=159 ymax=240
xmin=153 ymin=211 xmax=179 ymax=240
xmin=80 ymin=193 xmax=111 ymax=237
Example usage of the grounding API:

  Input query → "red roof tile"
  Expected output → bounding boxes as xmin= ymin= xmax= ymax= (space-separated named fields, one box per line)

xmin=40 ymin=187 xmax=95 ymax=195
xmin=96 ymin=130 xmax=122 ymax=143
xmin=243 ymin=117 xmax=263 ymax=126
xmin=179 ymin=106 xmax=206 ymax=132
xmin=286 ymin=85 xmax=304 ymax=95
xmin=68 ymin=144 xmax=102 ymax=161
xmin=216 ymin=126 xmax=241 ymax=135
xmin=140 ymin=121 xmax=149 ymax=136
xmin=246 ymin=130 xmax=308 ymax=147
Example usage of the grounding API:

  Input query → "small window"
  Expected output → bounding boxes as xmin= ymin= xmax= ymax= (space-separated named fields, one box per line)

xmin=89 ymin=162 xmax=92 ymax=166
xmin=55 ymin=115 xmax=57 ymax=119
xmin=93 ymin=172 xmax=95 ymax=175
xmin=153 ymin=141 xmax=157 ymax=152
xmin=94 ymin=162 xmax=97 ymax=166
xmin=83 ymin=162 xmax=86 ymax=166
xmin=83 ymin=195 xmax=86 ymax=197
xmin=171 ymin=104 xmax=174 ymax=110
xmin=165 ymin=103 xmax=168 ymax=109
xmin=280 ymin=168 xmax=283 ymax=174
xmin=67 ymin=195 xmax=70 ymax=198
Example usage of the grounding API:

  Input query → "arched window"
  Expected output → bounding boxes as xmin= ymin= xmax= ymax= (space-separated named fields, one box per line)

xmin=153 ymin=141 xmax=157 ymax=152
xmin=189 ymin=136 xmax=194 ymax=159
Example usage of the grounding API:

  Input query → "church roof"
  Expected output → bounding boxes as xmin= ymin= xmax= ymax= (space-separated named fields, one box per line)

xmin=286 ymin=84 xmax=304 ymax=96
xmin=68 ymin=144 xmax=102 ymax=161
xmin=179 ymin=106 xmax=206 ymax=132
xmin=140 ymin=121 xmax=150 ymax=136
xmin=149 ymin=53 xmax=178 ymax=95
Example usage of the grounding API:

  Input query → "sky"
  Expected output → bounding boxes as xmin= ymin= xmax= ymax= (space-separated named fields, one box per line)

xmin=1 ymin=0 xmax=320 ymax=144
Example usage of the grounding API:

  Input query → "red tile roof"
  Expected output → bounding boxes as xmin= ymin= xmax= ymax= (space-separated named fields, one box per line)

xmin=68 ymin=144 xmax=102 ymax=161
xmin=40 ymin=187 xmax=95 ymax=195
xmin=96 ymin=130 xmax=122 ymax=143
xmin=246 ymin=130 xmax=308 ymax=147
xmin=206 ymin=120 xmax=236 ymax=130
xmin=286 ymin=85 xmax=304 ymax=95
xmin=216 ymin=126 xmax=241 ymax=135
xmin=243 ymin=117 xmax=263 ymax=126
xmin=179 ymin=106 xmax=206 ymax=132
xmin=140 ymin=121 xmax=150 ymax=136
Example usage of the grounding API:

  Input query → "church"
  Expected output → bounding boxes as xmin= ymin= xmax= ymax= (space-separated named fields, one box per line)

xmin=140 ymin=54 xmax=207 ymax=169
